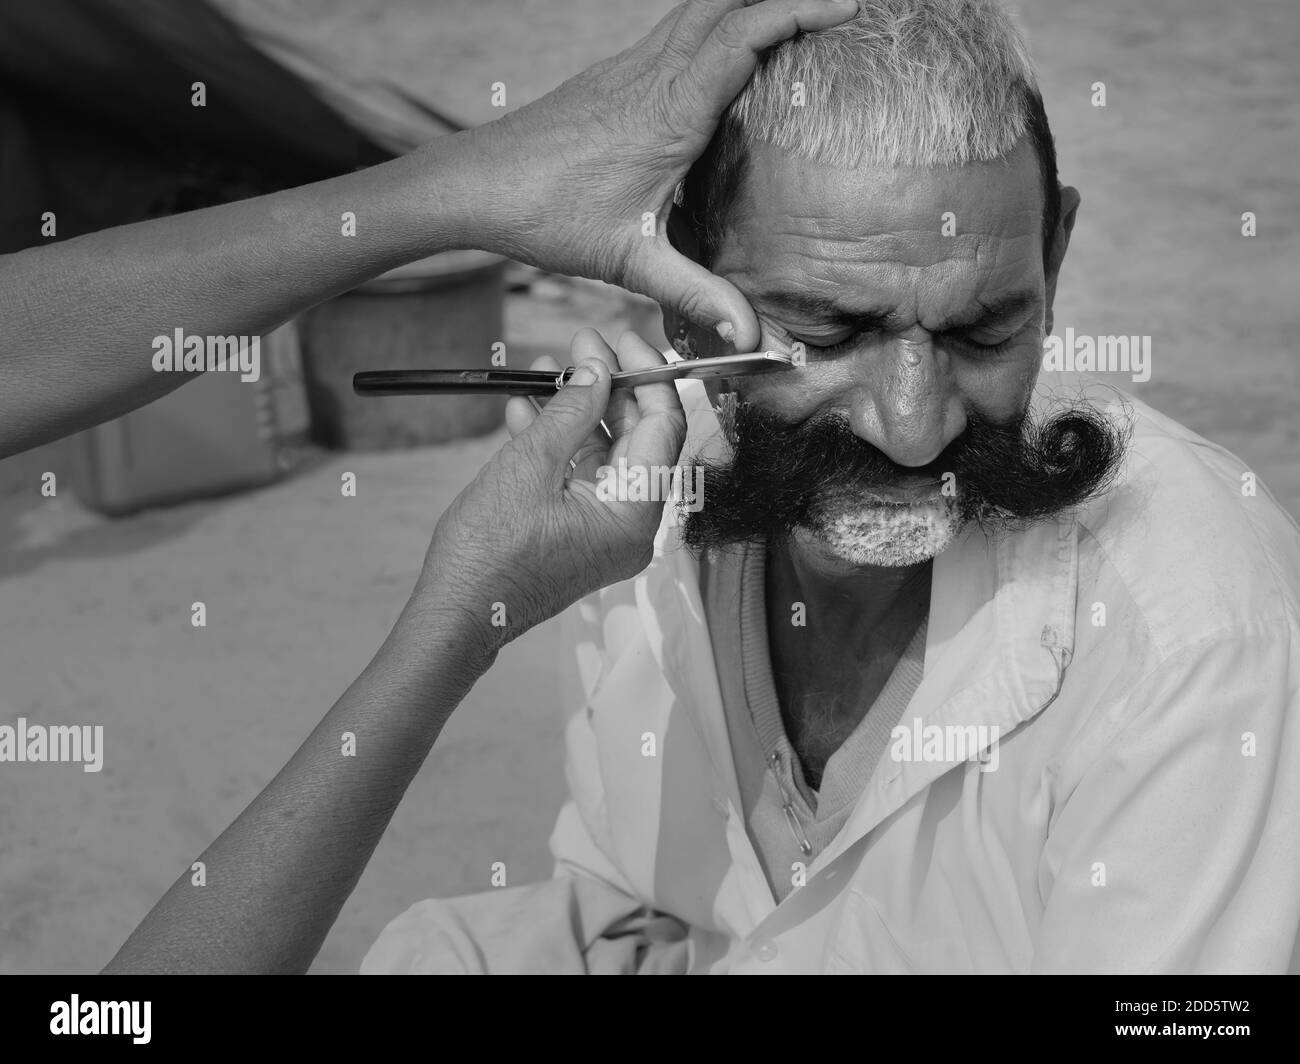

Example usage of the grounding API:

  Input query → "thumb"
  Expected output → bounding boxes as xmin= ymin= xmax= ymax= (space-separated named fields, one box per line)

xmin=629 ymin=241 xmax=761 ymax=352
xmin=522 ymin=358 xmax=612 ymax=474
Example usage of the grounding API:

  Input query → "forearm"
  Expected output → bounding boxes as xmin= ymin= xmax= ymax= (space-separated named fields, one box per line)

xmin=103 ymin=589 xmax=498 ymax=974
xmin=0 ymin=0 xmax=860 ymax=461
xmin=0 ymin=132 xmax=494 ymax=458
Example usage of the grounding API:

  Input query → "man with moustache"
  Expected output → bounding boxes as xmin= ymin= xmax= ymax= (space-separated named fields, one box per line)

xmin=364 ymin=0 xmax=1300 ymax=974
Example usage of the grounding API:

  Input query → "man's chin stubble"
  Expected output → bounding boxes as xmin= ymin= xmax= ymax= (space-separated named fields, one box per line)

xmin=807 ymin=496 xmax=965 ymax=568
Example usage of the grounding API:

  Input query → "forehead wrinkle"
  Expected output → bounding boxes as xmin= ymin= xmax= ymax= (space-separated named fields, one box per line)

xmin=721 ymin=226 xmax=1041 ymax=332
xmin=725 ymin=223 xmax=994 ymax=270
xmin=737 ymin=259 xmax=985 ymax=326
xmin=718 ymin=228 xmax=1042 ymax=301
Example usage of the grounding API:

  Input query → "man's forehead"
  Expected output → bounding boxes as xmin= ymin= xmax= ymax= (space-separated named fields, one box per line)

xmin=754 ymin=285 xmax=1042 ymax=333
xmin=713 ymin=138 xmax=1046 ymax=317
xmin=728 ymin=137 xmax=1045 ymax=236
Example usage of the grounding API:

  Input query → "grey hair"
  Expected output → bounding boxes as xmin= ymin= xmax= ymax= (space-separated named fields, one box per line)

xmin=729 ymin=0 xmax=1039 ymax=169
xmin=678 ymin=0 xmax=1059 ymax=264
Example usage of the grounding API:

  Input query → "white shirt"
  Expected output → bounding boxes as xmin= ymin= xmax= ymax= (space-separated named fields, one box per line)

xmin=364 ymin=370 xmax=1300 ymax=974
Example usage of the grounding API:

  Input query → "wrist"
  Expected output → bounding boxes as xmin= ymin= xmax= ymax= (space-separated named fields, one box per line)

xmin=395 ymin=572 xmax=506 ymax=674
xmin=395 ymin=128 xmax=494 ymax=259
xmin=406 ymin=126 xmax=517 ymax=261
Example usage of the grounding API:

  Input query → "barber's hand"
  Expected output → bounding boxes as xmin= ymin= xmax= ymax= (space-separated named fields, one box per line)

xmin=415 ymin=330 xmax=687 ymax=649
xmin=463 ymin=0 xmax=859 ymax=353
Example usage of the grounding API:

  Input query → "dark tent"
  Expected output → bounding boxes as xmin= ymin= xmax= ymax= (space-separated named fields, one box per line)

xmin=0 ymin=0 xmax=398 ymax=252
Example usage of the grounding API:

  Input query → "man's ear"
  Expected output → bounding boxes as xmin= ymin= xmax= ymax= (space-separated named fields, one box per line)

xmin=1043 ymin=184 xmax=1080 ymax=337
xmin=662 ymin=205 xmax=734 ymax=364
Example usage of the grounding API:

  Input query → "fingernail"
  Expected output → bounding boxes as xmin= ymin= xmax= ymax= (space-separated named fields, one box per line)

xmin=715 ymin=321 xmax=735 ymax=343
xmin=568 ymin=360 xmax=601 ymax=386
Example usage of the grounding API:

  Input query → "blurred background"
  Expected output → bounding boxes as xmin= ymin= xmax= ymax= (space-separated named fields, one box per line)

xmin=0 ymin=0 xmax=1295 ymax=973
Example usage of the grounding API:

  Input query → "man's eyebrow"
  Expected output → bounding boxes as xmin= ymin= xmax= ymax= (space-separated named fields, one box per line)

xmin=755 ymin=290 xmax=889 ymax=330
xmin=753 ymin=288 xmax=1040 ymax=332
xmin=937 ymin=289 xmax=1041 ymax=331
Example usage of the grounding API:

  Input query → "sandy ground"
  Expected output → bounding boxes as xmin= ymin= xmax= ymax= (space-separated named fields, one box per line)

xmin=0 ymin=0 xmax=1296 ymax=973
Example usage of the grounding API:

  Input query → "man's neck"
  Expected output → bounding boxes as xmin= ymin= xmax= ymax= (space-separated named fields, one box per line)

xmin=769 ymin=528 xmax=932 ymax=645
xmin=764 ymin=530 xmax=932 ymax=790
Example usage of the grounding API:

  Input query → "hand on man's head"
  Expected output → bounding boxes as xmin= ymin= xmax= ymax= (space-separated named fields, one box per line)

xmin=465 ymin=0 xmax=860 ymax=354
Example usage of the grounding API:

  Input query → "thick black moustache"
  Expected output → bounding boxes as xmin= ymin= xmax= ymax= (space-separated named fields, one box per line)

xmin=680 ymin=400 xmax=1129 ymax=552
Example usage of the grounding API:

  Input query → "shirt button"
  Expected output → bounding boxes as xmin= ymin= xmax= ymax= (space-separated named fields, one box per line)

xmin=754 ymin=940 xmax=779 ymax=962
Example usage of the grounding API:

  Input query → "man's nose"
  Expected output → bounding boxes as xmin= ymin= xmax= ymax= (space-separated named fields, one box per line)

xmin=843 ymin=334 xmax=966 ymax=467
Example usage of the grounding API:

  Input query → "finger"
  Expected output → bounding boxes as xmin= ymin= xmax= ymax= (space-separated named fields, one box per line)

xmin=563 ymin=334 xmax=620 ymax=481
xmin=622 ymin=401 xmax=690 ymax=479
xmin=615 ymin=333 xmax=689 ymax=473
xmin=569 ymin=327 xmax=643 ymax=449
xmin=506 ymin=349 xmax=614 ymax=470
xmin=518 ymin=358 xmax=613 ymax=487
xmin=675 ymin=0 xmax=859 ymax=116
xmin=602 ymin=367 xmax=647 ymax=449
xmin=624 ymin=240 xmax=761 ymax=353
xmin=505 ymin=394 xmax=538 ymax=438
xmin=504 ymin=354 xmax=564 ymax=439
xmin=569 ymin=328 xmax=622 ymax=376
xmin=597 ymin=329 xmax=674 ymax=455
xmin=659 ymin=0 xmax=740 ymax=65
xmin=567 ymin=329 xmax=621 ymax=448
xmin=614 ymin=331 xmax=682 ymax=419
